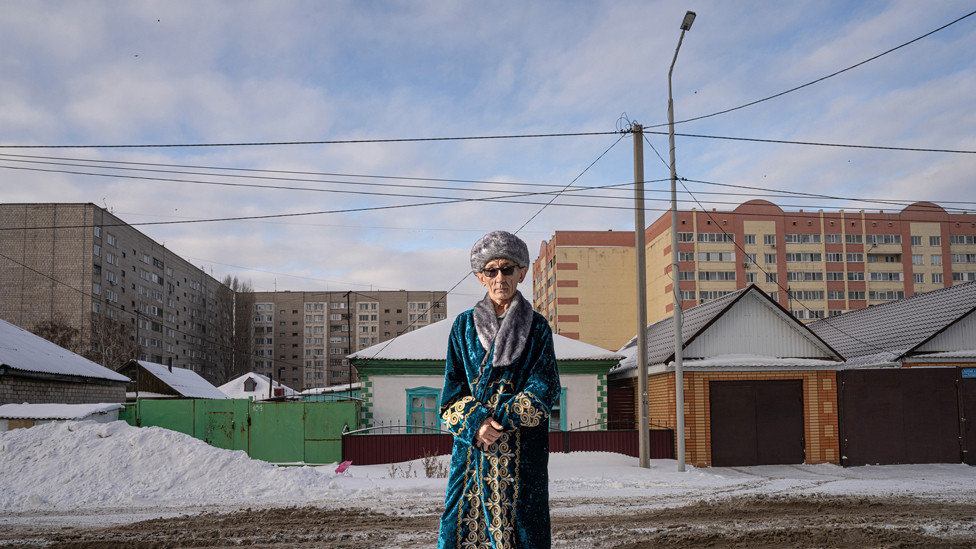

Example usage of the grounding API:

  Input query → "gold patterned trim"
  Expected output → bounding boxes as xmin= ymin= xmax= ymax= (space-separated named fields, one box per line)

xmin=443 ymin=396 xmax=476 ymax=428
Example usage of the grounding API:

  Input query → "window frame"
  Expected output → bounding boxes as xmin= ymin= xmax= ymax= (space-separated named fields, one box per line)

xmin=405 ymin=386 xmax=442 ymax=433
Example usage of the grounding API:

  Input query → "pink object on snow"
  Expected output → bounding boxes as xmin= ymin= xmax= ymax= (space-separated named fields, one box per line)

xmin=335 ymin=460 xmax=352 ymax=474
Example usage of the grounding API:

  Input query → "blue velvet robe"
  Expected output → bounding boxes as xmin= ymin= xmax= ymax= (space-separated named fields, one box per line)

xmin=437 ymin=309 xmax=561 ymax=549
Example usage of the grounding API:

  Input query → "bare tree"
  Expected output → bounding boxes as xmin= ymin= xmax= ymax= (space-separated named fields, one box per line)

xmin=87 ymin=313 xmax=140 ymax=370
xmin=215 ymin=275 xmax=255 ymax=384
xmin=30 ymin=316 xmax=83 ymax=354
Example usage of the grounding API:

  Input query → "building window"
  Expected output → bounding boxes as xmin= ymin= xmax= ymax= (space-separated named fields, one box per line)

xmin=679 ymin=290 xmax=696 ymax=301
xmin=698 ymin=251 xmax=735 ymax=262
xmin=951 ymin=254 xmax=976 ymax=264
xmin=952 ymin=272 xmax=976 ymax=282
xmin=849 ymin=291 xmax=865 ymax=300
xmin=697 ymin=233 xmax=734 ymax=243
xmin=846 ymin=253 xmax=864 ymax=263
xmin=932 ymin=273 xmax=943 ymax=284
xmin=931 ymin=255 xmax=943 ymax=265
xmin=765 ymin=273 xmax=777 ymax=283
xmin=825 ymin=272 xmax=845 ymax=281
xmin=827 ymin=291 xmax=844 ymax=300
xmin=763 ymin=234 xmax=776 ymax=246
xmin=912 ymin=254 xmax=923 ymax=265
xmin=678 ymin=252 xmax=695 ymax=262
xmin=846 ymin=234 xmax=863 ymax=244
xmin=405 ymin=387 xmax=441 ymax=433
xmin=677 ymin=232 xmax=694 ymax=242
xmin=825 ymin=253 xmax=843 ymax=262
xmin=745 ymin=273 xmax=757 ymax=283
xmin=869 ymin=290 xmax=905 ymax=301
xmin=785 ymin=253 xmax=822 ymax=262
xmin=950 ymin=235 xmax=976 ymax=245
xmin=785 ymin=234 xmax=821 ymax=244
xmin=865 ymin=234 xmax=901 ymax=245
xmin=698 ymin=271 xmax=736 ymax=281
xmin=847 ymin=271 xmax=865 ymax=281
xmin=743 ymin=234 xmax=756 ymax=245
xmin=911 ymin=236 xmax=923 ymax=247
xmin=824 ymin=234 xmax=842 ymax=243
xmin=549 ymin=387 xmax=568 ymax=431
xmin=930 ymin=236 xmax=942 ymax=246
xmin=764 ymin=254 xmax=777 ymax=264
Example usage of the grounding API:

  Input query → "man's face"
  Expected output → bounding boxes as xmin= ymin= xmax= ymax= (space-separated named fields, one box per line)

xmin=476 ymin=258 xmax=527 ymax=305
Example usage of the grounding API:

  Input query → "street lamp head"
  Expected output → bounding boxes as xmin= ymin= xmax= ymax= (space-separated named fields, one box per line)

xmin=680 ymin=11 xmax=696 ymax=31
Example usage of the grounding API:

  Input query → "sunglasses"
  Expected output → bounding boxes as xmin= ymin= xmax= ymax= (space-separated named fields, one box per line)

xmin=481 ymin=265 xmax=519 ymax=278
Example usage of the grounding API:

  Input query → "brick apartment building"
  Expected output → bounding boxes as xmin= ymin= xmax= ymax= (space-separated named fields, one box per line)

xmin=533 ymin=200 xmax=976 ymax=351
xmin=1 ymin=203 xmax=236 ymax=382
xmin=251 ymin=290 xmax=447 ymax=390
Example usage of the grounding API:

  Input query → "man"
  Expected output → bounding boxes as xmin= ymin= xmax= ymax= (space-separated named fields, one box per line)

xmin=438 ymin=230 xmax=561 ymax=549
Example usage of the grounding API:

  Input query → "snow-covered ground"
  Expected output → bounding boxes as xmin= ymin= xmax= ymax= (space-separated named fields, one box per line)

xmin=2 ymin=420 xmax=975 ymax=529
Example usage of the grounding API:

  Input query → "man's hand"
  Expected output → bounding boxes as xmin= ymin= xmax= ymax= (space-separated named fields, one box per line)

xmin=475 ymin=417 xmax=504 ymax=451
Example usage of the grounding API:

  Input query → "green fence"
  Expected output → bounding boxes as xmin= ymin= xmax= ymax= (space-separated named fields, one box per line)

xmin=123 ymin=398 xmax=358 ymax=464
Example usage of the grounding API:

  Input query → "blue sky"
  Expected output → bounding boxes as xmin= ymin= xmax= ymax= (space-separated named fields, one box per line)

xmin=2 ymin=1 xmax=974 ymax=314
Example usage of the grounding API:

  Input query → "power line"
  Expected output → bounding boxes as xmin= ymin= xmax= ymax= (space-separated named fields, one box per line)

xmin=645 ymin=130 xmax=976 ymax=154
xmin=0 ymin=130 xmax=621 ymax=150
xmin=646 ymin=8 xmax=976 ymax=129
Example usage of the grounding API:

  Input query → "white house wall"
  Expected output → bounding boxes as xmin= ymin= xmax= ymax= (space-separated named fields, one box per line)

xmin=916 ymin=311 xmax=976 ymax=353
xmin=369 ymin=375 xmax=443 ymax=427
xmin=685 ymin=295 xmax=834 ymax=359
xmin=560 ymin=374 xmax=599 ymax=429
xmin=369 ymin=373 xmax=600 ymax=431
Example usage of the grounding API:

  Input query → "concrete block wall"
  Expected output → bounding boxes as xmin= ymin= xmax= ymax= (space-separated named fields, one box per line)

xmin=0 ymin=376 xmax=126 ymax=405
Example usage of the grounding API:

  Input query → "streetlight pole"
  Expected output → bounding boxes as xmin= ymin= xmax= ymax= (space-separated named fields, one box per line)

xmin=669 ymin=10 xmax=695 ymax=473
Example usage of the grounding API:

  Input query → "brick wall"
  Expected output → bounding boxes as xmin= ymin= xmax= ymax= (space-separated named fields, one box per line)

xmin=645 ymin=370 xmax=841 ymax=467
xmin=0 ymin=376 xmax=126 ymax=405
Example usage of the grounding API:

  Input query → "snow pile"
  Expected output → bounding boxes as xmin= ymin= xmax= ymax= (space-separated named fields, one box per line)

xmin=2 ymin=420 xmax=976 ymax=517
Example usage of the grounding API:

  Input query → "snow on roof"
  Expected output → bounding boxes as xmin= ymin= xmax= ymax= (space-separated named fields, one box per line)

xmin=0 ymin=318 xmax=129 ymax=383
xmin=347 ymin=315 xmax=621 ymax=362
xmin=218 ymin=372 xmax=297 ymax=400
xmin=132 ymin=360 xmax=228 ymax=399
xmin=0 ymin=402 xmax=124 ymax=420
xmin=302 ymin=382 xmax=362 ymax=395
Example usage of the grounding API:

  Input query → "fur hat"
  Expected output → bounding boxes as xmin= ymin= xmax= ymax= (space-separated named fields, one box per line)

xmin=470 ymin=231 xmax=529 ymax=273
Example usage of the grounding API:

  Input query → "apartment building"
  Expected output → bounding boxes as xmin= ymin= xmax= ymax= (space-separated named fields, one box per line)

xmin=533 ymin=200 xmax=976 ymax=350
xmin=251 ymin=290 xmax=447 ymax=391
xmin=532 ymin=230 xmax=637 ymax=351
xmin=0 ymin=203 xmax=231 ymax=381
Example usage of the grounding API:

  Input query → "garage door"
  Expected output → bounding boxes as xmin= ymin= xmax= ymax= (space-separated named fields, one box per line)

xmin=963 ymin=377 xmax=976 ymax=466
xmin=839 ymin=368 xmax=962 ymax=466
xmin=709 ymin=380 xmax=804 ymax=466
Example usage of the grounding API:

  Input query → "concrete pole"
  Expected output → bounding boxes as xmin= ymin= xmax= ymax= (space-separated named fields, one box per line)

xmin=633 ymin=124 xmax=650 ymax=469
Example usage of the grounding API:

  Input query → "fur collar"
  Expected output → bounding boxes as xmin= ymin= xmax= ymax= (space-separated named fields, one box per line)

xmin=473 ymin=291 xmax=533 ymax=369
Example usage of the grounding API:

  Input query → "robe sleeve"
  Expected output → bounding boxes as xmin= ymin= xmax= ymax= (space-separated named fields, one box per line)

xmin=440 ymin=318 xmax=491 ymax=447
xmin=493 ymin=321 xmax=561 ymax=430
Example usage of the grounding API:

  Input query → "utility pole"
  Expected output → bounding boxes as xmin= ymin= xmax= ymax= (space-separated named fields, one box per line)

xmin=633 ymin=124 xmax=650 ymax=469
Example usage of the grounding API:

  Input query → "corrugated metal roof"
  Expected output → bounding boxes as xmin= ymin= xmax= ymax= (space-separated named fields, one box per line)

xmin=614 ymin=285 xmax=842 ymax=374
xmin=808 ymin=281 xmax=976 ymax=360
xmin=132 ymin=360 xmax=228 ymax=399
xmin=0 ymin=318 xmax=129 ymax=383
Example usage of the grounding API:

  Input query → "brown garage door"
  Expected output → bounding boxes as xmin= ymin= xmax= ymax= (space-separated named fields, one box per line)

xmin=958 ymin=375 xmax=975 ymax=465
xmin=839 ymin=368 xmax=961 ymax=467
xmin=709 ymin=380 xmax=804 ymax=466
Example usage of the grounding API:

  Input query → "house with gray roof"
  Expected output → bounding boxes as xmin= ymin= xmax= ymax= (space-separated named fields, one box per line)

xmin=0 ymin=318 xmax=129 ymax=405
xmin=808 ymin=281 xmax=976 ymax=466
xmin=610 ymin=285 xmax=846 ymax=467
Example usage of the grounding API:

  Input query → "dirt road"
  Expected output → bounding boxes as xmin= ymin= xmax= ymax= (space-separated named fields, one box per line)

xmin=3 ymin=495 xmax=975 ymax=548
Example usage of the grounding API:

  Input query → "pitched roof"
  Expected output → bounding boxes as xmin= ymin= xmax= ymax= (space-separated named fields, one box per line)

xmin=130 ymin=360 xmax=228 ymax=399
xmin=0 ymin=318 xmax=129 ymax=383
xmin=614 ymin=285 xmax=841 ymax=373
xmin=808 ymin=281 xmax=976 ymax=360
xmin=348 ymin=316 xmax=620 ymax=362
xmin=217 ymin=372 xmax=298 ymax=400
